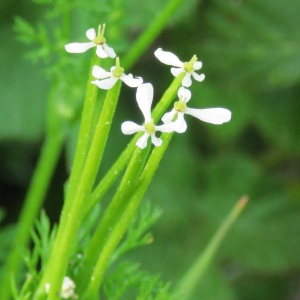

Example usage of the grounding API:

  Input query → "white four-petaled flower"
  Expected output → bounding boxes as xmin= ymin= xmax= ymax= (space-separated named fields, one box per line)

xmin=65 ymin=24 xmax=116 ymax=58
xmin=162 ymin=87 xmax=231 ymax=133
xmin=154 ymin=48 xmax=205 ymax=87
xmin=91 ymin=58 xmax=143 ymax=90
xmin=121 ymin=83 xmax=175 ymax=149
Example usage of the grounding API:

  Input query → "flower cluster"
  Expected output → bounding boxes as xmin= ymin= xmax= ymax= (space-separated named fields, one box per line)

xmin=65 ymin=24 xmax=232 ymax=149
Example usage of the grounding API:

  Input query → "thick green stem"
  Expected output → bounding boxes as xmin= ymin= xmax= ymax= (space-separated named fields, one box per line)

xmin=122 ymin=0 xmax=185 ymax=69
xmin=0 ymin=134 xmax=64 ymax=300
xmin=177 ymin=196 xmax=249 ymax=299
xmin=84 ymin=132 xmax=174 ymax=298
xmin=36 ymin=81 xmax=122 ymax=299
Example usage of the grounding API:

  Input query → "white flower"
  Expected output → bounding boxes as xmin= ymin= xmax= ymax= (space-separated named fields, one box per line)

xmin=154 ymin=48 xmax=205 ymax=87
xmin=45 ymin=277 xmax=77 ymax=299
xmin=65 ymin=24 xmax=116 ymax=58
xmin=121 ymin=83 xmax=175 ymax=149
xmin=162 ymin=87 xmax=231 ymax=133
xmin=91 ymin=57 xmax=143 ymax=90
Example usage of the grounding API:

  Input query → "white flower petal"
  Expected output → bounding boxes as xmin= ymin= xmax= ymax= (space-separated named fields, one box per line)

xmin=182 ymin=73 xmax=192 ymax=87
xmin=154 ymin=48 xmax=183 ymax=67
xmin=103 ymin=43 xmax=116 ymax=58
xmin=91 ymin=77 xmax=118 ymax=90
xmin=171 ymin=67 xmax=184 ymax=77
xmin=151 ymin=134 xmax=162 ymax=147
xmin=65 ymin=42 xmax=95 ymax=53
xmin=92 ymin=65 xmax=111 ymax=79
xmin=162 ymin=109 xmax=177 ymax=124
xmin=173 ymin=113 xmax=187 ymax=133
xmin=155 ymin=122 xmax=176 ymax=133
xmin=193 ymin=61 xmax=202 ymax=70
xmin=96 ymin=45 xmax=108 ymax=58
xmin=121 ymin=121 xmax=143 ymax=134
xmin=185 ymin=107 xmax=232 ymax=124
xmin=178 ymin=87 xmax=191 ymax=103
xmin=136 ymin=83 xmax=153 ymax=122
xmin=121 ymin=74 xmax=143 ymax=87
xmin=136 ymin=133 xmax=150 ymax=149
xmin=192 ymin=72 xmax=205 ymax=82
xmin=86 ymin=28 xmax=96 ymax=40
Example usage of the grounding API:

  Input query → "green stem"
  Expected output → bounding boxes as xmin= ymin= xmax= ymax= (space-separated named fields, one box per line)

xmin=76 ymin=75 xmax=184 ymax=293
xmin=87 ymin=73 xmax=184 ymax=213
xmin=75 ymin=75 xmax=184 ymax=292
xmin=76 ymin=144 xmax=151 ymax=294
xmin=84 ymin=132 xmax=174 ymax=298
xmin=36 ymin=81 xmax=122 ymax=299
xmin=84 ymin=134 xmax=142 ymax=216
xmin=0 ymin=134 xmax=64 ymax=300
xmin=64 ymin=53 xmax=101 ymax=210
xmin=177 ymin=196 xmax=249 ymax=299
xmin=122 ymin=0 xmax=185 ymax=69
xmin=47 ymin=54 xmax=102 ymax=274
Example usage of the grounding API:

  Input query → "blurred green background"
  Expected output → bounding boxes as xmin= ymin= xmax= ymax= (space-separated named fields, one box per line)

xmin=1 ymin=0 xmax=300 ymax=299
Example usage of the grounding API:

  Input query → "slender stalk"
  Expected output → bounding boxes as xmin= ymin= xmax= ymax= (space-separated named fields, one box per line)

xmin=64 ymin=53 xmax=101 ymax=210
xmin=75 ymin=74 xmax=184 ymax=294
xmin=76 ymin=144 xmax=151 ymax=294
xmin=36 ymin=81 xmax=122 ymax=299
xmin=0 ymin=134 xmax=64 ymax=300
xmin=43 ymin=52 xmax=101 ymax=278
xmin=87 ymin=73 xmax=184 ymax=212
xmin=122 ymin=0 xmax=185 ymax=69
xmin=177 ymin=196 xmax=249 ymax=299
xmin=84 ymin=132 xmax=174 ymax=298
xmin=84 ymin=134 xmax=142 ymax=216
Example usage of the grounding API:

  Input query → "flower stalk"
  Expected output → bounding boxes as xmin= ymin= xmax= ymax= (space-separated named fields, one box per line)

xmin=76 ymin=144 xmax=151 ymax=294
xmin=76 ymin=75 xmax=185 ymax=294
xmin=86 ymin=73 xmax=185 ymax=214
xmin=64 ymin=53 xmax=102 ymax=210
xmin=84 ymin=132 xmax=174 ymax=299
xmin=36 ymin=80 xmax=122 ymax=299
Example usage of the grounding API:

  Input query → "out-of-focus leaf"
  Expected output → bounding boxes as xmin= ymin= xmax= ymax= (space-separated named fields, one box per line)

xmin=123 ymin=0 xmax=199 ymax=30
xmin=195 ymin=265 xmax=237 ymax=300
xmin=0 ymin=224 xmax=16 ymax=275
xmin=201 ymin=0 xmax=300 ymax=89
xmin=190 ymin=83 xmax=253 ymax=145
xmin=0 ymin=25 xmax=47 ymax=141
xmin=199 ymin=154 xmax=300 ymax=272
xmin=254 ymin=88 xmax=300 ymax=153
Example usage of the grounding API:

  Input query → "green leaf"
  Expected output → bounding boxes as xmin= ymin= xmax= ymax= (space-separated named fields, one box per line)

xmin=103 ymin=261 xmax=177 ymax=300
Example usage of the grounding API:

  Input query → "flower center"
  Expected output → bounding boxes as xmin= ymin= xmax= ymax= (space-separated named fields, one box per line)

xmin=112 ymin=57 xmax=124 ymax=78
xmin=183 ymin=55 xmax=198 ymax=73
xmin=93 ymin=24 xmax=107 ymax=45
xmin=144 ymin=120 xmax=155 ymax=134
xmin=174 ymin=100 xmax=186 ymax=112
